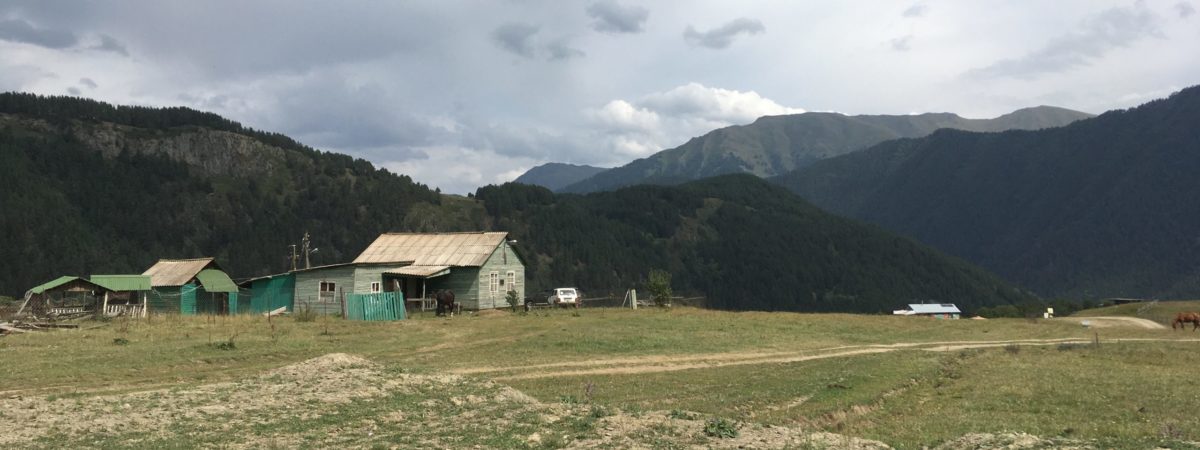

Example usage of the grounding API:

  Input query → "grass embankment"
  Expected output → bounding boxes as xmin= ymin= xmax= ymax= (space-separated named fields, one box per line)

xmin=2 ymin=308 xmax=1198 ymax=448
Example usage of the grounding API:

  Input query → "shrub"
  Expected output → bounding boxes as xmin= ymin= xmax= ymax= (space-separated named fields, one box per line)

xmin=647 ymin=269 xmax=673 ymax=308
xmin=294 ymin=304 xmax=317 ymax=322
xmin=505 ymin=290 xmax=520 ymax=312
xmin=112 ymin=337 xmax=130 ymax=346
xmin=1003 ymin=344 xmax=1021 ymax=354
xmin=703 ymin=418 xmax=739 ymax=438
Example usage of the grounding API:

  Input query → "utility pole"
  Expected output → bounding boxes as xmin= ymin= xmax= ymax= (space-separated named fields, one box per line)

xmin=289 ymin=244 xmax=299 ymax=272
xmin=302 ymin=232 xmax=312 ymax=269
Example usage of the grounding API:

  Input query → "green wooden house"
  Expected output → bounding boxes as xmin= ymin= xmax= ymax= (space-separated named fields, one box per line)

xmin=350 ymin=231 xmax=526 ymax=310
xmin=142 ymin=258 xmax=239 ymax=315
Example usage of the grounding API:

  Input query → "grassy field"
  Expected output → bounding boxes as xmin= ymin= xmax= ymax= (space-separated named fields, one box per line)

xmin=2 ymin=307 xmax=1199 ymax=449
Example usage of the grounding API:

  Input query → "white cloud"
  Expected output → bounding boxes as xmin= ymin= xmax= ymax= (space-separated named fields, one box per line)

xmin=640 ymin=82 xmax=804 ymax=124
xmin=582 ymin=82 xmax=805 ymax=162
xmin=587 ymin=99 xmax=660 ymax=131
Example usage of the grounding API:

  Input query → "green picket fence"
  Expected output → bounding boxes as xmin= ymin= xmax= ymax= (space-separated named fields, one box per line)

xmin=345 ymin=292 xmax=406 ymax=321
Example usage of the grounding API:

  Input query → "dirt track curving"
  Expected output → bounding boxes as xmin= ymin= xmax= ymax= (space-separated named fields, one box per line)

xmin=462 ymin=337 xmax=1200 ymax=380
xmin=1059 ymin=316 xmax=1166 ymax=329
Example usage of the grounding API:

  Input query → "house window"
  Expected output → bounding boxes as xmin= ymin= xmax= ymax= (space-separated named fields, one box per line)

xmin=370 ymin=282 xmax=381 ymax=293
xmin=320 ymin=281 xmax=336 ymax=293
xmin=489 ymin=272 xmax=499 ymax=293
xmin=506 ymin=271 xmax=516 ymax=292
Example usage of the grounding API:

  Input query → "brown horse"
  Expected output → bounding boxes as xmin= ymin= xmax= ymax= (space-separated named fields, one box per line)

xmin=435 ymin=290 xmax=456 ymax=317
xmin=1172 ymin=312 xmax=1200 ymax=331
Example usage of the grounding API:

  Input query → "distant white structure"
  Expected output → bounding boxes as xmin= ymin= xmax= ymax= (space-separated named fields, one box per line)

xmin=893 ymin=303 xmax=961 ymax=319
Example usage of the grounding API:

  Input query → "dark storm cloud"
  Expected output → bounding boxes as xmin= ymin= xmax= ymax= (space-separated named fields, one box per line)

xmin=546 ymin=38 xmax=585 ymax=61
xmin=492 ymin=22 xmax=540 ymax=58
xmin=92 ymin=34 xmax=128 ymax=56
xmin=66 ymin=86 xmax=81 ymax=96
xmin=683 ymin=18 xmax=764 ymax=49
xmin=966 ymin=3 xmax=1163 ymax=79
xmin=902 ymin=3 xmax=929 ymax=18
xmin=890 ymin=35 xmax=914 ymax=51
xmin=1176 ymin=2 xmax=1196 ymax=18
xmin=586 ymin=0 xmax=649 ymax=34
xmin=0 ymin=18 xmax=77 ymax=49
xmin=79 ymin=77 xmax=98 ymax=89
xmin=256 ymin=72 xmax=454 ymax=161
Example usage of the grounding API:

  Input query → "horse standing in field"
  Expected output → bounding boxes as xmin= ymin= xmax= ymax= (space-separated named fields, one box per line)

xmin=435 ymin=290 xmax=457 ymax=317
xmin=1171 ymin=312 xmax=1200 ymax=331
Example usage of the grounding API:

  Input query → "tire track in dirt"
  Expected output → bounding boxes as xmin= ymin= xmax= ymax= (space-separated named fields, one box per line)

xmin=476 ymin=337 xmax=1200 ymax=380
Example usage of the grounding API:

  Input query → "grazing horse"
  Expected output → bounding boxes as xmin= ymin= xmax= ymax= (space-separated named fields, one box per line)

xmin=1172 ymin=312 xmax=1200 ymax=331
xmin=435 ymin=290 xmax=456 ymax=317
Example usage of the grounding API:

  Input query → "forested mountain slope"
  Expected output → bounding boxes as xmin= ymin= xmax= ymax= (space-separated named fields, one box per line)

xmin=477 ymin=175 xmax=1034 ymax=313
xmin=0 ymin=93 xmax=486 ymax=296
xmin=561 ymin=106 xmax=1091 ymax=194
xmin=776 ymin=86 xmax=1200 ymax=298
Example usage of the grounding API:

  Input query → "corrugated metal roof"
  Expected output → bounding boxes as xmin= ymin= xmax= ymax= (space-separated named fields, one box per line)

xmin=90 ymin=275 xmax=152 ymax=292
xmin=353 ymin=232 xmax=508 ymax=267
xmin=907 ymin=304 xmax=961 ymax=314
xmin=196 ymin=269 xmax=238 ymax=293
xmin=385 ymin=265 xmax=452 ymax=278
xmin=29 ymin=276 xmax=82 ymax=294
xmin=142 ymin=258 xmax=217 ymax=287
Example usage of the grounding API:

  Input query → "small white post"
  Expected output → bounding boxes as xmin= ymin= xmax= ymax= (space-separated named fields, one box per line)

xmin=631 ymin=289 xmax=637 ymax=310
xmin=102 ymin=292 xmax=109 ymax=316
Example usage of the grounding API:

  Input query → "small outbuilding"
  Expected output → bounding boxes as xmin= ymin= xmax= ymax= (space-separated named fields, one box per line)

xmin=893 ymin=303 xmax=961 ymax=319
xmin=143 ymin=258 xmax=239 ymax=315
xmin=23 ymin=276 xmax=113 ymax=318
xmin=90 ymin=274 xmax=152 ymax=317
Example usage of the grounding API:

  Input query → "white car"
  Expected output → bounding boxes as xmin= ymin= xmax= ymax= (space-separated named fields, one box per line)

xmin=548 ymin=288 xmax=579 ymax=307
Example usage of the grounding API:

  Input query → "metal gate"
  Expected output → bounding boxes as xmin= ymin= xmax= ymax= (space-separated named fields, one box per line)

xmin=345 ymin=292 xmax=406 ymax=321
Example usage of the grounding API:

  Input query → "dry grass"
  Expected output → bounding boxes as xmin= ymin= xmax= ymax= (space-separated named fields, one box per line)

xmin=2 ymin=307 xmax=1198 ymax=448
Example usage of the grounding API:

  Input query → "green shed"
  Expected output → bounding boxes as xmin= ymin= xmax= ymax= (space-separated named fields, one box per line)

xmin=241 ymin=273 xmax=296 ymax=314
xmin=142 ymin=258 xmax=239 ymax=315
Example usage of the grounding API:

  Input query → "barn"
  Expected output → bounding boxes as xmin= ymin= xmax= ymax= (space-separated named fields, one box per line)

xmin=352 ymin=232 xmax=525 ymax=310
xmin=143 ymin=258 xmax=239 ymax=315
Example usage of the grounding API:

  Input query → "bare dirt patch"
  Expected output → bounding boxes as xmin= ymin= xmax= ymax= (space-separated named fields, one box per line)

xmin=0 ymin=353 xmax=900 ymax=449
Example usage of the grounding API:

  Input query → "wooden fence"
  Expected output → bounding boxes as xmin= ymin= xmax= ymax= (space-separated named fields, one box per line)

xmin=344 ymin=292 xmax=406 ymax=321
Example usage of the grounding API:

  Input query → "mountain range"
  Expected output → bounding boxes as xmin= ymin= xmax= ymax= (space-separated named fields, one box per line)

xmin=0 ymin=92 xmax=1032 ymax=312
xmin=558 ymin=106 xmax=1092 ymax=193
xmin=776 ymin=85 xmax=1200 ymax=298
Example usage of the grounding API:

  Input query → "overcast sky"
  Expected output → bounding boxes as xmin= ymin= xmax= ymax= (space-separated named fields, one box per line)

xmin=2 ymin=1 xmax=1197 ymax=194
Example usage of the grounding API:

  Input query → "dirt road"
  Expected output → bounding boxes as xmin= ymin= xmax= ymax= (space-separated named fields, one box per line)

xmin=459 ymin=336 xmax=1199 ymax=380
xmin=1059 ymin=316 xmax=1166 ymax=329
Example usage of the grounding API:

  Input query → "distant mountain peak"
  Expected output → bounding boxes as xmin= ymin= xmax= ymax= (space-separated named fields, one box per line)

xmin=562 ymin=105 xmax=1092 ymax=193
xmin=513 ymin=162 xmax=607 ymax=191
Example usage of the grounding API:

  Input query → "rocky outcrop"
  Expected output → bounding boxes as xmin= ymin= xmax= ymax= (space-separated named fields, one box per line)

xmin=0 ymin=113 xmax=292 ymax=178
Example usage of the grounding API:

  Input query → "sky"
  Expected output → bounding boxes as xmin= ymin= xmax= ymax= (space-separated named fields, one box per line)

xmin=1 ymin=1 xmax=1197 ymax=194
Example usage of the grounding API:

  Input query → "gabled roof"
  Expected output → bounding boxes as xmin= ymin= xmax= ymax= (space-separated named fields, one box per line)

xmin=907 ymin=303 xmax=962 ymax=314
xmin=353 ymin=232 xmax=510 ymax=267
xmin=90 ymin=275 xmax=152 ymax=292
xmin=143 ymin=258 xmax=220 ymax=287
xmin=29 ymin=276 xmax=110 ymax=295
